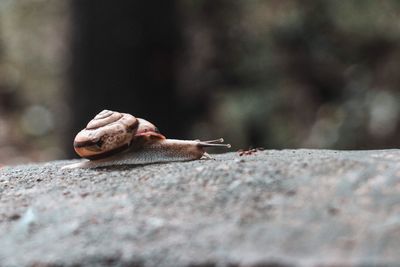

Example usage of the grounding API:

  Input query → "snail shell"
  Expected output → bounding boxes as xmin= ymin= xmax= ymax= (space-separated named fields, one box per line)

xmin=73 ymin=110 xmax=164 ymax=160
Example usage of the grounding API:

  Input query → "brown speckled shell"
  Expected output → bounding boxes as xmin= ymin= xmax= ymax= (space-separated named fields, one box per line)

xmin=73 ymin=110 xmax=139 ymax=159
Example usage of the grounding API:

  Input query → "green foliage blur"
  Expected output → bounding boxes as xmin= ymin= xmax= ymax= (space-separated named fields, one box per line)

xmin=0 ymin=0 xmax=67 ymax=164
xmin=183 ymin=0 xmax=400 ymax=150
xmin=1 ymin=0 xmax=400 ymax=164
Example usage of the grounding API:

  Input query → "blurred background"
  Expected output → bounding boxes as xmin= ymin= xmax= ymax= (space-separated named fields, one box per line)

xmin=1 ymin=0 xmax=400 ymax=165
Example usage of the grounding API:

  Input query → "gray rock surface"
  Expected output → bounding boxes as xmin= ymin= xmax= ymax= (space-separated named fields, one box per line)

xmin=1 ymin=149 xmax=400 ymax=267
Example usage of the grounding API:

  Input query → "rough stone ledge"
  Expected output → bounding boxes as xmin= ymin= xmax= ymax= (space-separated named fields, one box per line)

xmin=1 ymin=149 xmax=400 ymax=267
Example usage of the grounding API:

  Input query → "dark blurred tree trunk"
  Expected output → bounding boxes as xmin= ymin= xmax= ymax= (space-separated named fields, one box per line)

xmin=67 ymin=1 xmax=185 ymax=157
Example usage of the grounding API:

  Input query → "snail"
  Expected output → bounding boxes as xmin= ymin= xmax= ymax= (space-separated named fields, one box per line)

xmin=62 ymin=110 xmax=230 ymax=169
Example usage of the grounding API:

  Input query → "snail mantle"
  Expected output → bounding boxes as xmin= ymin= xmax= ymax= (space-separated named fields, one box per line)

xmin=63 ymin=110 xmax=230 ymax=169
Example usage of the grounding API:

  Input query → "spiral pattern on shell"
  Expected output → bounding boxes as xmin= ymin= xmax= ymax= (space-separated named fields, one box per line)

xmin=73 ymin=110 xmax=139 ymax=159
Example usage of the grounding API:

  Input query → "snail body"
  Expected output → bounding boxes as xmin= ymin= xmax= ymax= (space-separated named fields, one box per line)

xmin=63 ymin=110 xmax=230 ymax=169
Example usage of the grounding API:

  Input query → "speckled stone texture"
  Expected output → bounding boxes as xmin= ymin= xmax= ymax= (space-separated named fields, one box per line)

xmin=1 ymin=150 xmax=400 ymax=267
